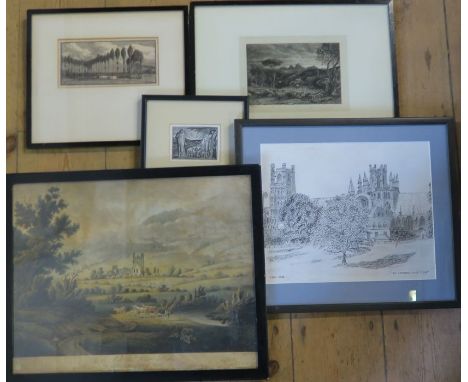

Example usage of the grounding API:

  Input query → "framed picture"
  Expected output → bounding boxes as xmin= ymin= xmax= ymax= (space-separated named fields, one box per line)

xmin=190 ymin=1 xmax=398 ymax=119
xmin=235 ymin=118 xmax=460 ymax=312
xmin=141 ymin=95 xmax=248 ymax=168
xmin=7 ymin=166 xmax=268 ymax=381
xmin=27 ymin=7 xmax=188 ymax=148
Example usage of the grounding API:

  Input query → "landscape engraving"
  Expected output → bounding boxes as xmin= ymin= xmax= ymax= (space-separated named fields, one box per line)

xmin=59 ymin=38 xmax=158 ymax=86
xmin=261 ymin=142 xmax=435 ymax=284
xmin=171 ymin=125 xmax=219 ymax=160
xmin=246 ymin=42 xmax=341 ymax=106
xmin=12 ymin=176 xmax=257 ymax=373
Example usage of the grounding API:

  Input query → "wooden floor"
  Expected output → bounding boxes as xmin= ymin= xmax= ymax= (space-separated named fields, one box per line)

xmin=6 ymin=0 xmax=460 ymax=381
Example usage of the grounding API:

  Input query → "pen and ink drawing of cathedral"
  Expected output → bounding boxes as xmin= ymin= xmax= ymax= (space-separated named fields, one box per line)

xmin=261 ymin=142 xmax=436 ymax=284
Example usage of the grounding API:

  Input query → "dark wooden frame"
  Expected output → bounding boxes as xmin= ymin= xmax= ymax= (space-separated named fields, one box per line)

xmin=140 ymin=95 xmax=249 ymax=168
xmin=27 ymin=6 xmax=190 ymax=149
xmin=189 ymin=0 xmax=399 ymax=117
xmin=6 ymin=165 xmax=268 ymax=381
xmin=235 ymin=117 xmax=460 ymax=313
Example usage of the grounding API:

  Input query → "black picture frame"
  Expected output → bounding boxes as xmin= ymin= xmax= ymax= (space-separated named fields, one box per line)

xmin=189 ymin=0 xmax=399 ymax=118
xmin=27 ymin=6 xmax=190 ymax=149
xmin=235 ymin=118 xmax=460 ymax=313
xmin=7 ymin=165 xmax=268 ymax=381
xmin=140 ymin=95 xmax=249 ymax=168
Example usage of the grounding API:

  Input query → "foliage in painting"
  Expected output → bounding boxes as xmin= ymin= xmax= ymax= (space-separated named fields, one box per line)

xmin=13 ymin=184 xmax=257 ymax=358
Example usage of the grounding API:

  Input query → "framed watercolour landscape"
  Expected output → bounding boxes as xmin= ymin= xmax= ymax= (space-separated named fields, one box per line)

xmin=27 ymin=7 xmax=188 ymax=148
xmin=235 ymin=118 xmax=460 ymax=312
xmin=7 ymin=166 xmax=268 ymax=381
xmin=141 ymin=96 xmax=248 ymax=168
xmin=191 ymin=1 xmax=398 ymax=119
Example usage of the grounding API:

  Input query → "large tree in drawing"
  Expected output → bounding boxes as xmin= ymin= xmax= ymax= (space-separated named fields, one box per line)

xmin=280 ymin=193 xmax=321 ymax=244
xmin=262 ymin=58 xmax=282 ymax=88
xmin=316 ymin=195 xmax=368 ymax=265
xmin=316 ymin=43 xmax=340 ymax=97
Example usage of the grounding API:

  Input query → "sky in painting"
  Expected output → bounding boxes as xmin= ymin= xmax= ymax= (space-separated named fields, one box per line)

xmin=12 ymin=175 xmax=252 ymax=268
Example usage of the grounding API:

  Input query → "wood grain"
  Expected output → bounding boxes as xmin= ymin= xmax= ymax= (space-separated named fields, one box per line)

xmin=394 ymin=0 xmax=452 ymax=117
xmin=266 ymin=314 xmax=294 ymax=382
xmin=383 ymin=309 xmax=460 ymax=382
xmin=60 ymin=0 xmax=105 ymax=8
xmin=6 ymin=0 xmax=20 ymax=173
xmin=6 ymin=0 xmax=461 ymax=381
xmin=383 ymin=2 xmax=461 ymax=382
xmin=104 ymin=0 xmax=189 ymax=7
xmin=444 ymin=0 xmax=461 ymax=154
xmin=105 ymin=146 xmax=139 ymax=169
xmin=291 ymin=312 xmax=386 ymax=382
xmin=17 ymin=132 xmax=106 ymax=173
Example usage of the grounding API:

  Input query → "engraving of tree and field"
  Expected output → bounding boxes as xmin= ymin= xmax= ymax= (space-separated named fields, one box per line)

xmin=246 ymin=42 xmax=341 ymax=105
xmin=12 ymin=177 xmax=257 ymax=358
xmin=60 ymin=39 xmax=157 ymax=86
xmin=261 ymin=142 xmax=436 ymax=284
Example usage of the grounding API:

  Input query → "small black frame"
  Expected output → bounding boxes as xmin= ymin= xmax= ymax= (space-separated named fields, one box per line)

xmin=189 ymin=0 xmax=399 ymax=117
xmin=140 ymin=95 xmax=249 ymax=168
xmin=7 ymin=165 xmax=268 ymax=381
xmin=27 ymin=6 xmax=190 ymax=149
xmin=235 ymin=117 xmax=460 ymax=313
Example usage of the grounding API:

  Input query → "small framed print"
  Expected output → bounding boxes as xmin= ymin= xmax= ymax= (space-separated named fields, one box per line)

xmin=190 ymin=1 xmax=398 ymax=119
xmin=170 ymin=124 xmax=220 ymax=161
xmin=7 ymin=165 xmax=268 ymax=381
xmin=27 ymin=7 xmax=188 ymax=148
xmin=235 ymin=118 xmax=460 ymax=312
xmin=141 ymin=95 xmax=248 ymax=168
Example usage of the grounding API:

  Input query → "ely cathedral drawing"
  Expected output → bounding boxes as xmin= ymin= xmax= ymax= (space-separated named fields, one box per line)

xmin=349 ymin=164 xmax=433 ymax=241
xmin=264 ymin=162 xmax=433 ymax=245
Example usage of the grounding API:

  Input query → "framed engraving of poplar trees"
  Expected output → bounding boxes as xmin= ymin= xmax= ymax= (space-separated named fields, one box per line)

xmin=27 ymin=7 xmax=188 ymax=148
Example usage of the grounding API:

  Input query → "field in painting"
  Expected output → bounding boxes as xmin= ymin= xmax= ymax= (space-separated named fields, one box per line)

xmin=12 ymin=177 xmax=257 ymax=357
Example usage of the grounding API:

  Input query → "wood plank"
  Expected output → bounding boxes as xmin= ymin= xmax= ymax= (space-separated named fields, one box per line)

xmin=17 ymin=131 xmax=106 ymax=172
xmin=104 ymin=0 xmax=189 ymax=7
xmin=383 ymin=309 xmax=460 ymax=382
xmin=444 ymin=0 xmax=461 ymax=154
xmin=6 ymin=0 xmax=20 ymax=173
xmin=291 ymin=312 xmax=386 ymax=382
xmin=393 ymin=0 xmax=452 ymax=117
xmin=266 ymin=314 xmax=294 ymax=382
xmin=180 ymin=315 xmax=293 ymax=382
xmin=105 ymin=146 xmax=139 ymax=169
xmin=60 ymin=0 xmax=105 ymax=7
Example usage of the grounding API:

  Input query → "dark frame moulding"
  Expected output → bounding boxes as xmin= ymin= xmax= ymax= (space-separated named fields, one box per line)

xmin=140 ymin=95 xmax=249 ymax=168
xmin=189 ymin=0 xmax=399 ymax=117
xmin=26 ymin=6 xmax=190 ymax=149
xmin=234 ymin=117 xmax=460 ymax=314
xmin=6 ymin=165 xmax=269 ymax=382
